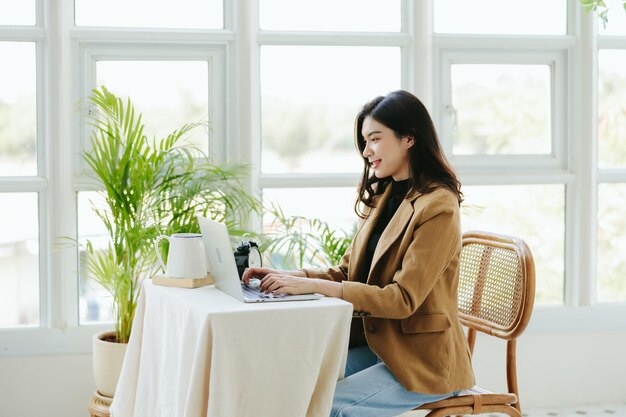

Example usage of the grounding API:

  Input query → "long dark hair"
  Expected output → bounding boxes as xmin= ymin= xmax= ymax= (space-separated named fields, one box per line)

xmin=354 ymin=90 xmax=462 ymax=218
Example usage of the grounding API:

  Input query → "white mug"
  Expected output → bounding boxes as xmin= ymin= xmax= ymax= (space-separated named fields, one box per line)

xmin=154 ymin=233 xmax=207 ymax=279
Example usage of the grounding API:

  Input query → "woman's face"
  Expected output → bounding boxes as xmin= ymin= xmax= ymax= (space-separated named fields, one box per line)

xmin=361 ymin=116 xmax=414 ymax=181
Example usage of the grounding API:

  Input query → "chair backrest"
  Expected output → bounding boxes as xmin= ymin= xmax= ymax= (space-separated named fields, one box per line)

xmin=458 ymin=231 xmax=536 ymax=341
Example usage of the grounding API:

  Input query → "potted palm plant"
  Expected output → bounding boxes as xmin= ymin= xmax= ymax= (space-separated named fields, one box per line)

xmin=81 ymin=86 xmax=260 ymax=399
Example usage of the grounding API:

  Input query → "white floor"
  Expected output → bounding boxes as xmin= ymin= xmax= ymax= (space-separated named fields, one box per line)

xmin=524 ymin=403 xmax=626 ymax=417
xmin=399 ymin=403 xmax=626 ymax=417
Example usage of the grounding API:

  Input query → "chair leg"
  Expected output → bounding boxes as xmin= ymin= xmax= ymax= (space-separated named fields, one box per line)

xmin=467 ymin=328 xmax=476 ymax=355
xmin=507 ymin=340 xmax=521 ymax=413
xmin=423 ymin=405 xmax=522 ymax=417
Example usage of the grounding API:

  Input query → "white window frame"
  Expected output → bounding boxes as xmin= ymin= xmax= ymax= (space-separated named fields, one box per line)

xmin=436 ymin=50 xmax=568 ymax=171
xmin=75 ymin=43 xmax=228 ymax=171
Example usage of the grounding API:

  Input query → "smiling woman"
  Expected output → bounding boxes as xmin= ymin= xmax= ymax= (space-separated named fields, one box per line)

xmin=245 ymin=90 xmax=471 ymax=417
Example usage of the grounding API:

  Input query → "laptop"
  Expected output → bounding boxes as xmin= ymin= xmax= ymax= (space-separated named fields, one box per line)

xmin=197 ymin=215 xmax=322 ymax=303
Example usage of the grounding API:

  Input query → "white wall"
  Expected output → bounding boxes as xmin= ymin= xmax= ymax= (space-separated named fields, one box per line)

xmin=0 ymin=354 xmax=94 ymax=417
xmin=472 ymin=330 xmax=626 ymax=408
xmin=0 ymin=330 xmax=625 ymax=417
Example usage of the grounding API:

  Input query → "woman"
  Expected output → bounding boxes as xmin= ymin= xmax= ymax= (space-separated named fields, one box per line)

xmin=242 ymin=90 xmax=475 ymax=417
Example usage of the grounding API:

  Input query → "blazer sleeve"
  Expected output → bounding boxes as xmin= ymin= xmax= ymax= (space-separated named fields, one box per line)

xmin=341 ymin=195 xmax=461 ymax=319
xmin=300 ymin=242 xmax=352 ymax=282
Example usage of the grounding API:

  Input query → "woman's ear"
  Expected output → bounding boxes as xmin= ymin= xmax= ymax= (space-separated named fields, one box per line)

xmin=404 ymin=136 xmax=415 ymax=149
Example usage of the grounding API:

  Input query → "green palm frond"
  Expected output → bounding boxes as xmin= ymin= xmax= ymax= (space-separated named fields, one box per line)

xmin=261 ymin=201 xmax=356 ymax=270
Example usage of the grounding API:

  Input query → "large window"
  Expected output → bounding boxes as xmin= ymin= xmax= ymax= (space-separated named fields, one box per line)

xmin=75 ymin=0 xmax=223 ymax=29
xmin=260 ymin=45 xmax=400 ymax=175
xmin=1 ymin=1 xmax=625 ymax=353
xmin=461 ymin=185 xmax=565 ymax=304
xmin=597 ymin=9 xmax=626 ymax=303
xmin=0 ymin=4 xmax=41 ymax=328
xmin=434 ymin=2 xmax=570 ymax=303
xmin=258 ymin=1 xmax=403 ymax=266
xmin=0 ymin=1 xmax=35 ymax=26
xmin=0 ymin=193 xmax=39 ymax=326
xmin=0 ymin=42 xmax=37 ymax=176
xmin=450 ymin=64 xmax=552 ymax=156
xmin=95 ymin=60 xmax=210 ymax=154
xmin=434 ymin=0 xmax=567 ymax=35
xmin=597 ymin=184 xmax=626 ymax=302
xmin=598 ymin=50 xmax=626 ymax=168
xmin=260 ymin=0 xmax=400 ymax=32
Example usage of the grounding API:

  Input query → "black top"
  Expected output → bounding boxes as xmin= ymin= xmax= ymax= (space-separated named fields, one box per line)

xmin=359 ymin=179 xmax=410 ymax=283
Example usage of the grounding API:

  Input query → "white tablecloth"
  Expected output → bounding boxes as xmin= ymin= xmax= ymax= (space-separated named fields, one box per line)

xmin=110 ymin=280 xmax=353 ymax=417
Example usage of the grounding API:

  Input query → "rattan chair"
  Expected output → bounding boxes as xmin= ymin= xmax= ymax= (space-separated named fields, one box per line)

xmin=411 ymin=231 xmax=536 ymax=417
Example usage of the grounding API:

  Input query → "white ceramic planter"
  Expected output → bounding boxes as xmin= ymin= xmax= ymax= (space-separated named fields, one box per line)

xmin=92 ymin=330 xmax=128 ymax=398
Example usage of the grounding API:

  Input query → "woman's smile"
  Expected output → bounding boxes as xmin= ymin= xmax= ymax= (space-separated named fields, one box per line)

xmin=370 ymin=159 xmax=381 ymax=169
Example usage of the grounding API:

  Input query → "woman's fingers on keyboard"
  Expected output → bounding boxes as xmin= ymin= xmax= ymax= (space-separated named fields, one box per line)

xmin=243 ymin=267 xmax=274 ymax=284
xmin=242 ymin=267 xmax=258 ymax=284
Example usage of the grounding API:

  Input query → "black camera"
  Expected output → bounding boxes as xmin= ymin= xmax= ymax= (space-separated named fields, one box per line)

xmin=233 ymin=240 xmax=262 ymax=279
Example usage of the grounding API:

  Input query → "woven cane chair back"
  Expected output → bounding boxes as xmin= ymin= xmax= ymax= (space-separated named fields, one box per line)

xmin=458 ymin=232 xmax=536 ymax=340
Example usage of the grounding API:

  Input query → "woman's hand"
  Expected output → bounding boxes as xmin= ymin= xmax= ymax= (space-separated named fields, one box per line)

xmin=259 ymin=274 xmax=318 ymax=295
xmin=259 ymin=274 xmax=344 ymax=298
xmin=242 ymin=267 xmax=343 ymax=298
xmin=241 ymin=267 xmax=306 ymax=285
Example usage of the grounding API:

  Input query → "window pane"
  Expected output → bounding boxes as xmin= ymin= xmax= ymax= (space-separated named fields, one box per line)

xmin=451 ymin=64 xmax=551 ymax=155
xmin=0 ymin=193 xmax=39 ymax=327
xmin=96 ymin=61 xmax=209 ymax=154
xmin=0 ymin=0 xmax=35 ymax=25
xmin=262 ymin=187 xmax=358 ymax=269
xmin=261 ymin=46 xmax=400 ymax=174
xmin=461 ymin=184 xmax=564 ymax=304
xmin=597 ymin=184 xmax=626 ymax=303
xmin=75 ymin=0 xmax=223 ymax=29
xmin=77 ymin=191 xmax=114 ymax=324
xmin=0 ymin=42 xmax=37 ymax=176
xmin=435 ymin=0 xmax=566 ymax=35
xmin=598 ymin=0 xmax=626 ymax=36
xmin=598 ymin=50 xmax=626 ymax=168
xmin=260 ymin=0 xmax=400 ymax=32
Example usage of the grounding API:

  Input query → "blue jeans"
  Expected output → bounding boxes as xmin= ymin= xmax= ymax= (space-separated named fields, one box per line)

xmin=330 ymin=346 xmax=459 ymax=417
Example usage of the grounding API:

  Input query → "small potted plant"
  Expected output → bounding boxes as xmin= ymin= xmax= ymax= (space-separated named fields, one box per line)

xmin=261 ymin=202 xmax=356 ymax=270
xmin=81 ymin=86 xmax=260 ymax=399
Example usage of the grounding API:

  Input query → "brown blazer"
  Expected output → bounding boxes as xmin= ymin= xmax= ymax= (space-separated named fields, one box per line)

xmin=303 ymin=184 xmax=475 ymax=394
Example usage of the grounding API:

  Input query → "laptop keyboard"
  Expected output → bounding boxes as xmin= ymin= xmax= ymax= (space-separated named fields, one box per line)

xmin=241 ymin=283 xmax=287 ymax=299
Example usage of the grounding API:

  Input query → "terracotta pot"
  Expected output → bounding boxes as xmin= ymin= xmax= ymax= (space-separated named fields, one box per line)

xmin=92 ymin=330 xmax=128 ymax=398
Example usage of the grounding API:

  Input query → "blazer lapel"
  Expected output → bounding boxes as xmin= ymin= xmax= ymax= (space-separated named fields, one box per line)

xmin=348 ymin=185 xmax=392 ymax=282
xmin=368 ymin=198 xmax=414 ymax=279
xmin=348 ymin=185 xmax=423 ymax=283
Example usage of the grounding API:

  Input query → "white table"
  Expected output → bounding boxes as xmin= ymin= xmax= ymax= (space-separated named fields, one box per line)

xmin=110 ymin=280 xmax=353 ymax=417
